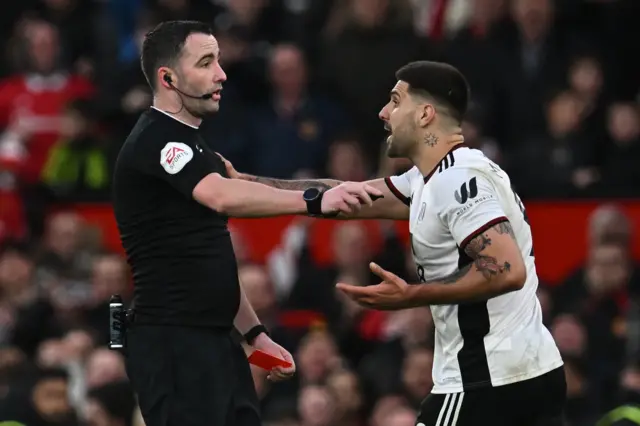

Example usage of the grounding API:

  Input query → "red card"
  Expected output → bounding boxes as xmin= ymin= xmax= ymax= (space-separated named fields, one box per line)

xmin=247 ymin=349 xmax=292 ymax=370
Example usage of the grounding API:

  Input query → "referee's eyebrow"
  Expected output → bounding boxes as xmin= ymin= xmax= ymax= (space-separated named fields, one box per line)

xmin=196 ymin=52 xmax=216 ymax=64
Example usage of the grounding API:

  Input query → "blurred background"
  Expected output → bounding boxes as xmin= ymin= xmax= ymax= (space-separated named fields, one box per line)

xmin=0 ymin=0 xmax=639 ymax=425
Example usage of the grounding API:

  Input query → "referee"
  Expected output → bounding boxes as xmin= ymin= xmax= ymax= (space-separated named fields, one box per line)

xmin=112 ymin=21 xmax=381 ymax=426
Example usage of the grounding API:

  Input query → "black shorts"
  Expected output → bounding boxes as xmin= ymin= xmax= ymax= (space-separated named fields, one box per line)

xmin=417 ymin=366 xmax=566 ymax=426
xmin=124 ymin=324 xmax=260 ymax=426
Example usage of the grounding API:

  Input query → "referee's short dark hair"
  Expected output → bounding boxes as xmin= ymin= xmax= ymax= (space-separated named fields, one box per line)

xmin=396 ymin=61 xmax=470 ymax=123
xmin=140 ymin=20 xmax=214 ymax=91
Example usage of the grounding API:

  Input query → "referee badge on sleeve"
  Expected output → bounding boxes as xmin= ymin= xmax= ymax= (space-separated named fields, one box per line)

xmin=160 ymin=142 xmax=193 ymax=174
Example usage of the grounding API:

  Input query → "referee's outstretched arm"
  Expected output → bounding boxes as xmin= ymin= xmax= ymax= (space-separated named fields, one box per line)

xmin=192 ymin=172 xmax=382 ymax=217
xmin=216 ymin=154 xmax=409 ymax=221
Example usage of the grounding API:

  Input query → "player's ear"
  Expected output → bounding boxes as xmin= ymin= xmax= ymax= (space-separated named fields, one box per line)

xmin=417 ymin=103 xmax=436 ymax=128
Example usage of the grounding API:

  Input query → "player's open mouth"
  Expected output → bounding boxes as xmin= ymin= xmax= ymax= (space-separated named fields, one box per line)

xmin=384 ymin=123 xmax=392 ymax=144
xmin=212 ymin=88 xmax=222 ymax=101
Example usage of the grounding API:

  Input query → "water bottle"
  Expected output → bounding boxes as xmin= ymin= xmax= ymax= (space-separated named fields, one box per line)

xmin=109 ymin=294 xmax=125 ymax=350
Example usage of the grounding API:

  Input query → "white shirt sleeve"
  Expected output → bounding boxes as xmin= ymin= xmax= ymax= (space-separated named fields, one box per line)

xmin=434 ymin=167 xmax=508 ymax=248
xmin=384 ymin=166 xmax=420 ymax=206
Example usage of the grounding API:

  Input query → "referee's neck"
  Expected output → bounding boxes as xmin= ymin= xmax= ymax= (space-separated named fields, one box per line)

xmin=153 ymin=99 xmax=202 ymax=129
xmin=413 ymin=132 xmax=465 ymax=178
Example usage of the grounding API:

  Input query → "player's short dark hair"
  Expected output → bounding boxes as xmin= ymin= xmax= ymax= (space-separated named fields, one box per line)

xmin=140 ymin=20 xmax=214 ymax=91
xmin=395 ymin=61 xmax=470 ymax=123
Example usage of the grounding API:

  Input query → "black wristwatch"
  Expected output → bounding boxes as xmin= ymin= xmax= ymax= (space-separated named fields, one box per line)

xmin=303 ymin=187 xmax=324 ymax=216
xmin=244 ymin=324 xmax=269 ymax=345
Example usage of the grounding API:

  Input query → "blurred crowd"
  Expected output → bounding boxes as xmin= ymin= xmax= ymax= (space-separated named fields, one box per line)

xmin=0 ymin=0 xmax=639 ymax=425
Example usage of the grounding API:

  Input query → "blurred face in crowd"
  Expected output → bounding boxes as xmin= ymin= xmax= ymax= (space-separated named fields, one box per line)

xmin=25 ymin=21 xmax=60 ymax=74
xmin=586 ymin=243 xmax=630 ymax=295
xmin=63 ymin=329 xmax=95 ymax=361
xmin=0 ymin=250 xmax=33 ymax=295
xmin=32 ymin=376 xmax=73 ymax=423
xmin=588 ymin=205 xmax=631 ymax=246
xmin=297 ymin=332 xmax=339 ymax=384
xmin=402 ymin=347 xmax=433 ymax=401
xmin=351 ymin=0 xmax=389 ymax=28
xmin=370 ymin=395 xmax=407 ymax=426
xmin=332 ymin=222 xmax=370 ymax=269
xmin=238 ymin=264 xmax=275 ymax=318
xmin=162 ymin=33 xmax=226 ymax=117
xmin=326 ymin=370 xmax=363 ymax=416
xmin=551 ymin=314 xmax=586 ymax=357
xmin=227 ymin=0 xmax=267 ymax=25
xmin=512 ymin=0 xmax=553 ymax=41
xmin=327 ymin=140 xmax=367 ymax=182
xmin=270 ymin=45 xmax=307 ymax=99
xmin=298 ymin=386 xmax=336 ymax=426
xmin=570 ymin=57 xmax=603 ymax=99
xmin=546 ymin=92 xmax=582 ymax=138
xmin=85 ymin=349 xmax=127 ymax=388
xmin=59 ymin=108 xmax=90 ymax=140
xmin=608 ymin=103 xmax=640 ymax=145
xmin=400 ymin=307 xmax=433 ymax=346
xmin=92 ymin=255 xmax=128 ymax=303
xmin=471 ymin=0 xmax=506 ymax=25
xmin=380 ymin=81 xmax=432 ymax=159
xmin=384 ymin=407 xmax=417 ymax=426
xmin=45 ymin=212 xmax=82 ymax=260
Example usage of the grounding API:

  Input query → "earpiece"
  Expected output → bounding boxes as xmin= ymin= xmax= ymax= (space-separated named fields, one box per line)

xmin=163 ymin=74 xmax=172 ymax=84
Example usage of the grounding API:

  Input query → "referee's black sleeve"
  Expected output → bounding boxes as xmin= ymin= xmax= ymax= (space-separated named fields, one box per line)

xmin=132 ymin=137 xmax=215 ymax=199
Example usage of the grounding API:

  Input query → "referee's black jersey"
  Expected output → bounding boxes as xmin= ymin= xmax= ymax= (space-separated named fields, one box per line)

xmin=112 ymin=108 xmax=240 ymax=329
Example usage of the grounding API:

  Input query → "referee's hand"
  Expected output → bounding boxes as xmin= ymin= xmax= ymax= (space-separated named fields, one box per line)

xmin=322 ymin=182 xmax=384 ymax=215
xmin=252 ymin=333 xmax=296 ymax=382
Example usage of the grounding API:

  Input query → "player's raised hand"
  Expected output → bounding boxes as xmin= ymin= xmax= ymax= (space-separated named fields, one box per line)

xmin=215 ymin=152 xmax=240 ymax=179
xmin=322 ymin=182 xmax=384 ymax=215
xmin=336 ymin=262 xmax=412 ymax=310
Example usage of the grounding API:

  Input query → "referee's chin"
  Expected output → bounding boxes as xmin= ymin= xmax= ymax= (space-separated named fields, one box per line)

xmin=193 ymin=102 xmax=221 ymax=118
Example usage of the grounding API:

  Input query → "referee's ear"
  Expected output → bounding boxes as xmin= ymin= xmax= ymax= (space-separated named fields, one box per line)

xmin=158 ymin=68 xmax=174 ymax=91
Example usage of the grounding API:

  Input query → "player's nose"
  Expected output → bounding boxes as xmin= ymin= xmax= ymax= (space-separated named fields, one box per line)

xmin=379 ymin=105 xmax=389 ymax=122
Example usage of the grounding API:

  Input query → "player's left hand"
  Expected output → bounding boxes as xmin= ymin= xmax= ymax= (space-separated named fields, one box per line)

xmin=251 ymin=333 xmax=296 ymax=382
xmin=336 ymin=262 xmax=412 ymax=310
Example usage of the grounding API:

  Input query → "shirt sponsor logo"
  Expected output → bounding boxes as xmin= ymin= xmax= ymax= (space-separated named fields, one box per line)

xmin=160 ymin=142 xmax=193 ymax=174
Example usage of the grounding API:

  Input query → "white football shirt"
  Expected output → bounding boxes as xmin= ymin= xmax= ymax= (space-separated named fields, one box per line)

xmin=385 ymin=145 xmax=563 ymax=394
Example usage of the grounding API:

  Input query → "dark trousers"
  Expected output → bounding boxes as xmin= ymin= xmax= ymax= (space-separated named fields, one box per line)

xmin=417 ymin=366 xmax=567 ymax=426
xmin=124 ymin=324 xmax=261 ymax=426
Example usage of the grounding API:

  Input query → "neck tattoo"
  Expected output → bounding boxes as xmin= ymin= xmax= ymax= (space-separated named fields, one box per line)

xmin=424 ymin=133 xmax=439 ymax=147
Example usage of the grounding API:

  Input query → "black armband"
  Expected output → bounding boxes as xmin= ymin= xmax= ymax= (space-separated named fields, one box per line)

xmin=244 ymin=324 xmax=269 ymax=345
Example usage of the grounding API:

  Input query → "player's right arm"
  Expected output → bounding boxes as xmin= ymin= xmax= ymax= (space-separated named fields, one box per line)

xmin=218 ymin=156 xmax=412 ymax=220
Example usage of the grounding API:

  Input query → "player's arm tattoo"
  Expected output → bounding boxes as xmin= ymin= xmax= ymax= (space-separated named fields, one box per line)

xmin=241 ymin=174 xmax=341 ymax=191
xmin=441 ymin=264 xmax=473 ymax=284
xmin=437 ymin=221 xmax=516 ymax=285
xmin=463 ymin=222 xmax=514 ymax=281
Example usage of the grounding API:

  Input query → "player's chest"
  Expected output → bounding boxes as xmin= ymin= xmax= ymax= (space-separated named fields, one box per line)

xmin=408 ymin=186 xmax=456 ymax=270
